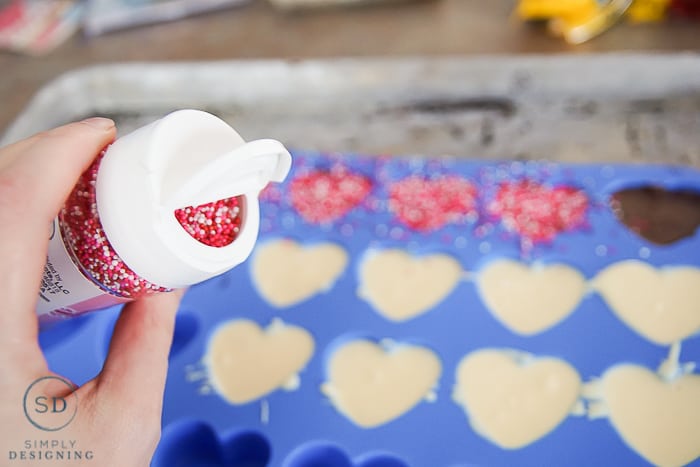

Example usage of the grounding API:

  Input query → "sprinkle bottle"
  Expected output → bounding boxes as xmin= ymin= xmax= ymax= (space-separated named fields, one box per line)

xmin=38 ymin=109 xmax=291 ymax=325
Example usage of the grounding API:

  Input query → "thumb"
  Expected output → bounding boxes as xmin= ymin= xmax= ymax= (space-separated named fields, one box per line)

xmin=97 ymin=289 xmax=184 ymax=420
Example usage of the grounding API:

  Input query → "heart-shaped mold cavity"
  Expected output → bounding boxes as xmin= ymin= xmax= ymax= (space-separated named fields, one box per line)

xmin=152 ymin=420 xmax=223 ymax=466
xmin=204 ymin=318 xmax=315 ymax=405
xmin=611 ymin=186 xmax=700 ymax=245
xmin=39 ymin=313 xmax=94 ymax=351
xmin=487 ymin=180 xmax=589 ymax=245
xmin=251 ymin=238 xmax=349 ymax=308
xmin=289 ymin=168 xmax=373 ymax=224
xmin=591 ymin=260 xmax=700 ymax=345
xmin=598 ymin=364 xmax=700 ymax=467
xmin=475 ymin=258 xmax=587 ymax=336
xmin=102 ymin=310 xmax=199 ymax=360
xmin=453 ymin=348 xmax=581 ymax=450
xmin=284 ymin=443 xmax=352 ymax=467
xmin=322 ymin=337 xmax=442 ymax=429
xmin=357 ymin=248 xmax=463 ymax=322
xmin=388 ymin=175 xmax=478 ymax=231
xmin=354 ymin=454 xmax=410 ymax=467
xmin=220 ymin=430 xmax=272 ymax=467
xmin=152 ymin=420 xmax=270 ymax=467
xmin=283 ymin=442 xmax=408 ymax=467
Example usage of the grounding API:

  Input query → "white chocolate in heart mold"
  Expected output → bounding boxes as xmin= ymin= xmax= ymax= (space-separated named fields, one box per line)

xmin=453 ymin=349 xmax=581 ymax=449
xmin=205 ymin=319 xmax=314 ymax=404
xmin=592 ymin=260 xmax=700 ymax=345
xmin=476 ymin=259 xmax=587 ymax=335
xmin=358 ymin=249 xmax=463 ymax=321
xmin=322 ymin=339 xmax=442 ymax=428
xmin=251 ymin=239 xmax=348 ymax=307
xmin=600 ymin=364 xmax=700 ymax=467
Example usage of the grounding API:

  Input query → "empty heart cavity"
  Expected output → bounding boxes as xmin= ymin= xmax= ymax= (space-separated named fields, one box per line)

xmin=322 ymin=338 xmax=442 ymax=428
xmin=205 ymin=318 xmax=314 ymax=404
xmin=610 ymin=185 xmax=700 ymax=245
xmin=453 ymin=349 xmax=581 ymax=449
xmin=357 ymin=249 xmax=463 ymax=322
xmin=251 ymin=238 xmax=348 ymax=307
xmin=592 ymin=260 xmax=700 ymax=345
xmin=283 ymin=442 xmax=408 ymax=467
xmin=475 ymin=259 xmax=587 ymax=335
xmin=152 ymin=420 xmax=270 ymax=467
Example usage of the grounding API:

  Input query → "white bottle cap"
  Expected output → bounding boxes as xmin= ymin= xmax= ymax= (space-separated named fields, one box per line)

xmin=95 ymin=109 xmax=291 ymax=288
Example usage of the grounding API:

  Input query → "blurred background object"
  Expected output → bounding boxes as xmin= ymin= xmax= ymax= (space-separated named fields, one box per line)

xmin=517 ymin=0 xmax=699 ymax=43
xmin=0 ymin=0 xmax=82 ymax=55
xmin=266 ymin=0 xmax=433 ymax=12
xmin=82 ymin=0 xmax=251 ymax=37
xmin=626 ymin=0 xmax=671 ymax=23
xmin=546 ymin=0 xmax=633 ymax=44
xmin=670 ymin=0 xmax=700 ymax=19
xmin=0 ymin=0 xmax=699 ymax=136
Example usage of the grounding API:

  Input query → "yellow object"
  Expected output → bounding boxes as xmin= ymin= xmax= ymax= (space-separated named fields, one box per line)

xmin=517 ymin=0 xmax=601 ymax=22
xmin=517 ymin=0 xmax=633 ymax=44
xmin=626 ymin=0 xmax=671 ymax=22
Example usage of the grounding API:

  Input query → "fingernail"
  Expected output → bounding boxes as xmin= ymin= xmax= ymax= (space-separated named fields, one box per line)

xmin=80 ymin=117 xmax=115 ymax=131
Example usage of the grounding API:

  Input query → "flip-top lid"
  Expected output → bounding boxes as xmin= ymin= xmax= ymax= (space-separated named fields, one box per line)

xmin=95 ymin=109 xmax=292 ymax=288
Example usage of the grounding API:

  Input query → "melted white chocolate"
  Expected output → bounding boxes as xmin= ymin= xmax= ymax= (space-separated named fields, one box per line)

xmin=600 ymin=364 xmax=700 ymax=467
xmin=322 ymin=339 xmax=442 ymax=428
xmin=476 ymin=259 xmax=587 ymax=335
xmin=592 ymin=260 xmax=700 ymax=345
xmin=453 ymin=349 xmax=581 ymax=449
xmin=205 ymin=319 xmax=314 ymax=404
xmin=358 ymin=249 xmax=463 ymax=321
xmin=251 ymin=239 xmax=348 ymax=307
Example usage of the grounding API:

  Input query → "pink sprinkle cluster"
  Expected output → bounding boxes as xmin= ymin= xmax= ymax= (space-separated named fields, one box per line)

xmin=289 ymin=169 xmax=372 ymax=224
xmin=174 ymin=197 xmax=243 ymax=248
xmin=59 ymin=155 xmax=169 ymax=299
xmin=487 ymin=180 xmax=589 ymax=243
xmin=280 ymin=163 xmax=592 ymax=245
xmin=389 ymin=175 xmax=478 ymax=231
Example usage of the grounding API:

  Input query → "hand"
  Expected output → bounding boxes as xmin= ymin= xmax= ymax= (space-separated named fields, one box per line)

xmin=0 ymin=118 xmax=182 ymax=466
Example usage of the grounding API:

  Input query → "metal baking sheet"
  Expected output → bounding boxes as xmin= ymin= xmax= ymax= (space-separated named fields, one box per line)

xmin=3 ymin=54 xmax=700 ymax=165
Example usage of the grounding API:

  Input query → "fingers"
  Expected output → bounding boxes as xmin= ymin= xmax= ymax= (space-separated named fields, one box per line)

xmin=0 ymin=118 xmax=116 ymax=225
xmin=98 ymin=290 xmax=184 ymax=419
xmin=0 ymin=118 xmax=116 ymax=347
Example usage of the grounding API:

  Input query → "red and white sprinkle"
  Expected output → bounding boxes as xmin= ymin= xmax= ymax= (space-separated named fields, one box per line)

xmin=59 ymin=155 xmax=169 ymax=299
xmin=487 ymin=180 xmax=589 ymax=243
xmin=174 ymin=197 xmax=243 ymax=248
xmin=388 ymin=175 xmax=478 ymax=231
xmin=289 ymin=168 xmax=372 ymax=224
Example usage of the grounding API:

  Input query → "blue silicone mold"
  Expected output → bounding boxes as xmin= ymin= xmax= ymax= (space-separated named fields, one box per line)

xmin=41 ymin=151 xmax=700 ymax=467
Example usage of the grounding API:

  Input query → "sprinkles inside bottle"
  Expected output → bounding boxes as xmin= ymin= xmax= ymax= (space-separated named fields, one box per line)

xmin=174 ymin=197 xmax=244 ymax=248
xmin=59 ymin=154 xmax=170 ymax=299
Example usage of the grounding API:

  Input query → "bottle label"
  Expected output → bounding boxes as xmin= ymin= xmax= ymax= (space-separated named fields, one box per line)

xmin=37 ymin=219 xmax=128 ymax=323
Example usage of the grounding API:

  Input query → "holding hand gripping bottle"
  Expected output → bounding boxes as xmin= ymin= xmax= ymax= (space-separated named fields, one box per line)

xmin=38 ymin=109 xmax=291 ymax=325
